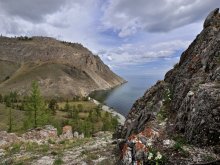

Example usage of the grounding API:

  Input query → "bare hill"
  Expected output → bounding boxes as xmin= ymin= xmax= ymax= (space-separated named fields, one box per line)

xmin=0 ymin=36 xmax=125 ymax=98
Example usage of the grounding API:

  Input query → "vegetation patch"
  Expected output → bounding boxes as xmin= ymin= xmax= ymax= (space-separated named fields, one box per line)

xmin=0 ymin=81 xmax=119 ymax=137
xmin=53 ymin=157 xmax=63 ymax=165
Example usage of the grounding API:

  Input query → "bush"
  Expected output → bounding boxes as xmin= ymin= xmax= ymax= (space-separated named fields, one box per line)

xmin=163 ymin=88 xmax=172 ymax=106
xmin=53 ymin=158 xmax=63 ymax=165
xmin=48 ymin=99 xmax=58 ymax=115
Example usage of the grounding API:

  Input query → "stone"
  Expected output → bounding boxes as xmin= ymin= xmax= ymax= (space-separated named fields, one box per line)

xmin=117 ymin=8 xmax=220 ymax=164
xmin=60 ymin=125 xmax=73 ymax=139
xmin=163 ymin=139 xmax=175 ymax=148
xmin=204 ymin=8 xmax=219 ymax=28
xmin=32 ymin=156 xmax=54 ymax=165
xmin=22 ymin=125 xmax=57 ymax=142
xmin=73 ymin=131 xmax=79 ymax=138
xmin=79 ymin=133 xmax=84 ymax=139
xmin=0 ymin=149 xmax=5 ymax=157
xmin=0 ymin=131 xmax=20 ymax=147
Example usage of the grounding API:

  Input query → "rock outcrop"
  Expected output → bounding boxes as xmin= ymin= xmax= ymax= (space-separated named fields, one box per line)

xmin=117 ymin=8 xmax=220 ymax=164
xmin=0 ymin=126 xmax=117 ymax=165
xmin=0 ymin=37 xmax=125 ymax=98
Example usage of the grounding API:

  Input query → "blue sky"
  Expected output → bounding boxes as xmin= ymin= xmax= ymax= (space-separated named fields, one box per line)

xmin=0 ymin=0 xmax=219 ymax=77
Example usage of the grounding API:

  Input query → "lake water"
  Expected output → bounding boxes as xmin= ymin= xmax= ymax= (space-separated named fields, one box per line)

xmin=90 ymin=74 xmax=163 ymax=116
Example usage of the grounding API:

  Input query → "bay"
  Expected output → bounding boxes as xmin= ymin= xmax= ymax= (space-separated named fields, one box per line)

xmin=90 ymin=74 xmax=163 ymax=116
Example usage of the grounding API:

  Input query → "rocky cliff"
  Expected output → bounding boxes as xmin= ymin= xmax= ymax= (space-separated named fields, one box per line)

xmin=116 ymin=8 xmax=220 ymax=165
xmin=0 ymin=37 xmax=125 ymax=98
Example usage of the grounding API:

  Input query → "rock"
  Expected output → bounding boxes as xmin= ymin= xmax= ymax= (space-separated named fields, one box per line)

xmin=60 ymin=125 xmax=73 ymax=139
xmin=122 ymin=145 xmax=132 ymax=164
xmin=79 ymin=133 xmax=84 ymax=139
xmin=0 ymin=131 xmax=20 ymax=147
xmin=0 ymin=149 xmax=5 ymax=157
xmin=117 ymin=8 xmax=220 ymax=164
xmin=73 ymin=131 xmax=79 ymax=138
xmin=32 ymin=156 xmax=54 ymax=165
xmin=22 ymin=125 xmax=57 ymax=142
xmin=204 ymin=8 xmax=219 ymax=28
xmin=163 ymin=139 xmax=175 ymax=148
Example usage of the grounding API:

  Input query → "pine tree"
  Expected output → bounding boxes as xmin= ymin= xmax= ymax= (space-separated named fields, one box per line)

xmin=48 ymin=99 xmax=58 ymax=115
xmin=64 ymin=101 xmax=70 ymax=112
xmin=77 ymin=104 xmax=83 ymax=112
xmin=3 ymin=91 xmax=18 ymax=132
xmin=4 ymin=93 xmax=12 ymax=132
xmin=0 ymin=93 xmax=3 ymax=103
xmin=24 ymin=81 xmax=48 ymax=129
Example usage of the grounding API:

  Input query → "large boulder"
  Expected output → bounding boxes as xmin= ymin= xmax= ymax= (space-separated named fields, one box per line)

xmin=118 ymin=8 xmax=220 ymax=165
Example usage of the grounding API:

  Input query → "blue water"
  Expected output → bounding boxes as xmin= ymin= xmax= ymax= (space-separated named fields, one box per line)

xmin=90 ymin=74 xmax=163 ymax=116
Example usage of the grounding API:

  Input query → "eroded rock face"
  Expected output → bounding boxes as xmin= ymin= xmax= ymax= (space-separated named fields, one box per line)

xmin=118 ymin=8 xmax=220 ymax=165
xmin=165 ymin=8 xmax=220 ymax=145
xmin=117 ymin=81 xmax=168 ymax=140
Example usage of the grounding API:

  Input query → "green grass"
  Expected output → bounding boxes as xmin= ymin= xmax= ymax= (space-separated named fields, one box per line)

xmin=203 ymin=155 xmax=216 ymax=162
xmin=0 ymin=101 xmax=96 ymax=132
xmin=58 ymin=101 xmax=97 ymax=112
xmin=0 ymin=99 xmax=118 ymax=138
xmin=0 ymin=60 xmax=20 ymax=83
xmin=53 ymin=158 xmax=63 ymax=165
xmin=2 ymin=138 xmax=91 ymax=164
xmin=0 ymin=103 xmax=25 ymax=133
xmin=172 ymin=135 xmax=189 ymax=157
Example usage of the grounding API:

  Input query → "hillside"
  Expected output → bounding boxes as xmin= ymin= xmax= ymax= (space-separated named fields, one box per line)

xmin=0 ymin=36 xmax=125 ymax=98
xmin=116 ymin=8 xmax=220 ymax=164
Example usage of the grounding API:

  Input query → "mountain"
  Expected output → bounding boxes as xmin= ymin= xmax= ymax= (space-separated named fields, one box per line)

xmin=0 ymin=36 xmax=125 ymax=98
xmin=116 ymin=8 xmax=220 ymax=164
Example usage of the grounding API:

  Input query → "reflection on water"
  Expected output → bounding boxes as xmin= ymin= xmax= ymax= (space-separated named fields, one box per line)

xmin=90 ymin=74 xmax=162 ymax=116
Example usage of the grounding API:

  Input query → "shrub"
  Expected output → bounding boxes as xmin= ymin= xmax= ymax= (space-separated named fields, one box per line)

xmin=53 ymin=158 xmax=63 ymax=165
xmin=48 ymin=99 xmax=58 ymax=115
xmin=147 ymin=148 xmax=167 ymax=165
xmin=163 ymin=88 xmax=172 ymax=105
xmin=172 ymin=138 xmax=189 ymax=157
xmin=173 ymin=63 xmax=179 ymax=69
xmin=9 ymin=143 xmax=22 ymax=154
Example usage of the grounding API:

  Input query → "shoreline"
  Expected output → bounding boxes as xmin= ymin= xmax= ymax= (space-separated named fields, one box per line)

xmin=88 ymin=97 xmax=125 ymax=125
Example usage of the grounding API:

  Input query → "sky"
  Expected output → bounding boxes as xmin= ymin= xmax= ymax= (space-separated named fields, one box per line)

xmin=0 ymin=0 xmax=219 ymax=78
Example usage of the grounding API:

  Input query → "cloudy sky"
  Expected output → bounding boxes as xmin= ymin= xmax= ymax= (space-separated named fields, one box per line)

xmin=0 ymin=0 xmax=219 ymax=77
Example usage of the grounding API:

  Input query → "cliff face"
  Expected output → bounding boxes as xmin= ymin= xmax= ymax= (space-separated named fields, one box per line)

xmin=0 ymin=37 xmax=125 ymax=98
xmin=117 ymin=8 xmax=220 ymax=164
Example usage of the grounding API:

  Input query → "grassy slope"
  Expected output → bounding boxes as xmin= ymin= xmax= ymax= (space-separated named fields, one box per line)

xmin=0 ymin=60 xmax=20 ymax=83
xmin=0 ymin=103 xmax=25 ymax=133
xmin=0 ymin=101 xmax=104 ymax=133
xmin=0 ymin=62 xmax=97 ymax=97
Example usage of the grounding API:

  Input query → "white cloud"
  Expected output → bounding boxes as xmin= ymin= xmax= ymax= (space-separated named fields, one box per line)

xmin=100 ymin=39 xmax=190 ymax=67
xmin=101 ymin=0 xmax=220 ymax=37
xmin=0 ymin=0 xmax=103 ymax=51
xmin=0 ymin=0 xmax=217 ymax=75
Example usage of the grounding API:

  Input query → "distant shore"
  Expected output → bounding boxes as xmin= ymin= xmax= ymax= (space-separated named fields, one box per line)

xmin=88 ymin=97 xmax=125 ymax=125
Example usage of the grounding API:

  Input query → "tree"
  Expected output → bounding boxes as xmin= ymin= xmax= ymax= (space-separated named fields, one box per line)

xmin=77 ymin=104 xmax=83 ymax=112
xmin=24 ymin=81 xmax=48 ymax=129
xmin=95 ymin=105 xmax=101 ymax=118
xmin=64 ymin=101 xmax=70 ymax=112
xmin=4 ymin=92 xmax=14 ymax=132
xmin=0 ymin=93 xmax=3 ymax=103
xmin=48 ymin=99 xmax=58 ymax=115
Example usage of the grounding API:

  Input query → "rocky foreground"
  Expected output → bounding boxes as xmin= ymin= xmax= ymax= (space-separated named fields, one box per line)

xmin=115 ymin=8 xmax=220 ymax=165
xmin=0 ymin=125 xmax=118 ymax=165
